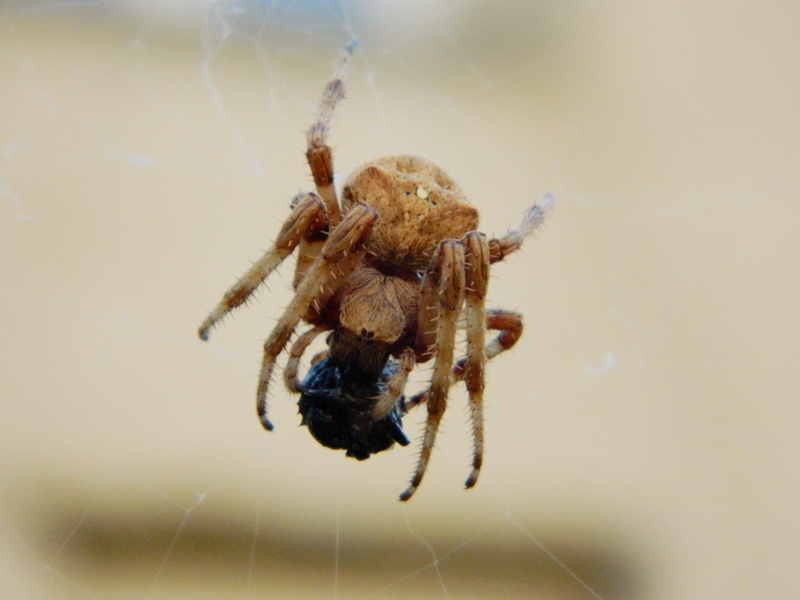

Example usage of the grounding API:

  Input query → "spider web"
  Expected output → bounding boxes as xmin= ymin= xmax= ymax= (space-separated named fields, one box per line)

xmin=2 ymin=1 xmax=800 ymax=599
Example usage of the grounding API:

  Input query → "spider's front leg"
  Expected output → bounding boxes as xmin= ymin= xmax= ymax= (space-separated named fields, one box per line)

xmin=405 ymin=308 xmax=525 ymax=411
xmin=400 ymin=240 xmax=465 ymax=501
xmin=371 ymin=347 xmax=415 ymax=420
xmin=283 ymin=323 xmax=332 ymax=394
xmin=256 ymin=204 xmax=377 ymax=431
xmin=403 ymin=193 xmax=552 ymax=412
xmin=198 ymin=193 xmax=327 ymax=341
xmin=462 ymin=232 xmax=490 ymax=489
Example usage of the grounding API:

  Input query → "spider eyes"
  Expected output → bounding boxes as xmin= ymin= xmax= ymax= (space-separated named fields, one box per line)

xmin=356 ymin=328 xmax=375 ymax=342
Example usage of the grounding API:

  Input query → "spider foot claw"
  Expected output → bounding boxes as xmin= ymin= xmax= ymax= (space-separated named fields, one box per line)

xmin=464 ymin=468 xmax=480 ymax=489
xmin=259 ymin=415 xmax=274 ymax=431
xmin=398 ymin=485 xmax=417 ymax=502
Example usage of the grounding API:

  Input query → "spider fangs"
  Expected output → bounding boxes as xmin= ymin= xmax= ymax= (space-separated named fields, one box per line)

xmin=198 ymin=43 xmax=553 ymax=500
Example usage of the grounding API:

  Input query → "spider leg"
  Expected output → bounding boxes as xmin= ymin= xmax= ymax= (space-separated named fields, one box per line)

xmin=256 ymin=203 xmax=377 ymax=431
xmin=290 ymin=193 xmax=329 ymax=290
xmin=401 ymin=193 xmax=550 ymax=397
xmin=283 ymin=323 xmax=332 ymax=394
xmin=405 ymin=308 xmax=524 ymax=411
xmin=293 ymin=43 xmax=358 ymax=289
xmin=292 ymin=236 xmax=325 ymax=291
xmin=372 ymin=347 xmax=415 ymax=419
xmin=400 ymin=240 xmax=465 ymax=501
xmin=306 ymin=41 xmax=357 ymax=228
xmin=198 ymin=193 xmax=327 ymax=341
xmin=462 ymin=232 xmax=490 ymax=489
xmin=413 ymin=246 xmax=444 ymax=364
xmin=488 ymin=194 xmax=553 ymax=264
xmin=474 ymin=309 xmax=524 ymax=365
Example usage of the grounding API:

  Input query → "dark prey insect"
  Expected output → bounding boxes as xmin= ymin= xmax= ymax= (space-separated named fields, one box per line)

xmin=198 ymin=42 xmax=553 ymax=500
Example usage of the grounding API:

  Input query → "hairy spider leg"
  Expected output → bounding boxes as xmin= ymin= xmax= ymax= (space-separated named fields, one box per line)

xmin=198 ymin=193 xmax=327 ymax=341
xmin=488 ymin=194 xmax=554 ymax=264
xmin=405 ymin=308 xmax=524 ymax=412
xmin=256 ymin=203 xmax=377 ymax=431
xmin=462 ymin=231 xmax=491 ymax=489
xmin=284 ymin=323 xmax=332 ymax=393
xmin=476 ymin=309 xmax=524 ymax=367
xmin=371 ymin=347 xmax=416 ymax=419
xmin=401 ymin=194 xmax=552 ymax=413
xmin=305 ymin=41 xmax=358 ymax=229
xmin=400 ymin=240 xmax=465 ymax=501
xmin=294 ymin=43 xmax=358 ymax=288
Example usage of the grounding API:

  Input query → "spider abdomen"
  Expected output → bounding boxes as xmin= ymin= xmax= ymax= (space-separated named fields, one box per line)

xmin=341 ymin=155 xmax=479 ymax=271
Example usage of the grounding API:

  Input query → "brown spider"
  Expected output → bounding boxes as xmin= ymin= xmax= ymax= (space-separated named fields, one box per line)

xmin=198 ymin=42 xmax=553 ymax=501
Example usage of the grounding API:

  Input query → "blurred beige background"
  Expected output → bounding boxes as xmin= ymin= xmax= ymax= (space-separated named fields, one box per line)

xmin=1 ymin=1 xmax=799 ymax=598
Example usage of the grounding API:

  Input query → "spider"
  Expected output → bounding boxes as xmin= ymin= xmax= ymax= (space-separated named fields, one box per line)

xmin=198 ymin=42 xmax=553 ymax=501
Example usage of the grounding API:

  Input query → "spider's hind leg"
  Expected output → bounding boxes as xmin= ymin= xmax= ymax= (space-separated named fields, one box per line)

xmin=371 ymin=347 xmax=415 ymax=420
xmin=198 ymin=193 xmax=327 ymax=341
xmin=256 ymin=203 xmax=377 ymax=431
xmin=405 ymin=308 xmax=524 ymax=412
xmin=462 ymin=231 xmax=490 ymax=489
xmin=305 ymin=41 xmax=358 ymax=228
xmin=400 ymin=239 xmax=465 ymax=501
xmin=292 ymin=43 xmax=359 ymax=290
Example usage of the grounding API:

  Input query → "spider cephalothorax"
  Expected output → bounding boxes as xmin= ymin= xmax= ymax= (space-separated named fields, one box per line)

xmin=198 ymin=43 xmax=553 ymax=500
